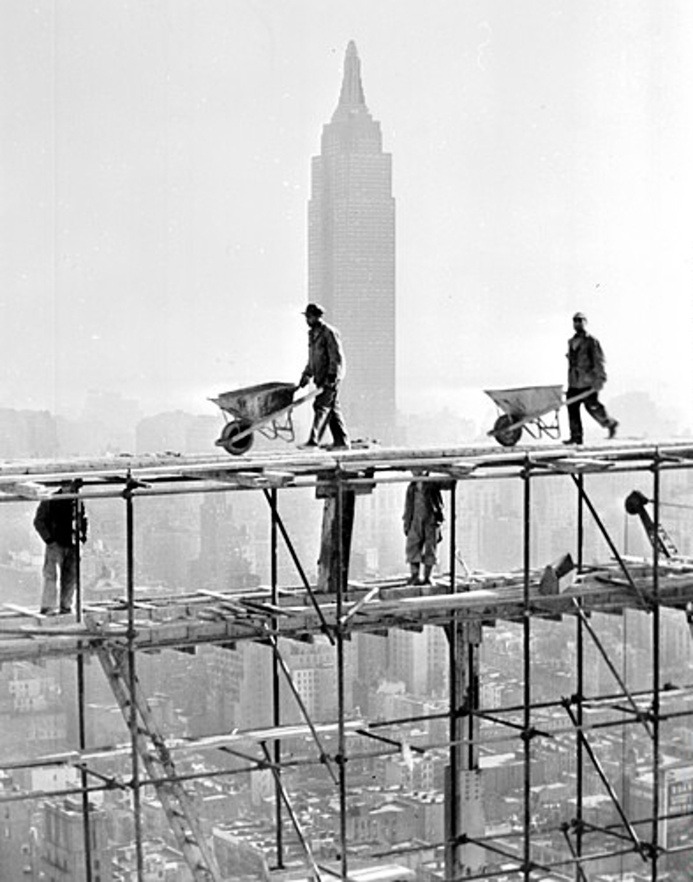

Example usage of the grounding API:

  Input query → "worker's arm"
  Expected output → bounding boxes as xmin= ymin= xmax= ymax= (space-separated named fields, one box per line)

xmin=33 ymin=501 xmax=54 ymax=544
xmin=591 ymin=338 xmax=607 ymax=390
xmin=324 ymin=327 xmax=343 ymax=385
xmin=78 ymin=502 xmax=89 ymax=543
xmin=402 ymin=484 xmax=414 ymax=534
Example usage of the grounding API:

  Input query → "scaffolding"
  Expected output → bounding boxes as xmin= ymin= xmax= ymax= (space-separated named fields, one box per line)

xmin=1 ymin=439 xmax=693 ymax=881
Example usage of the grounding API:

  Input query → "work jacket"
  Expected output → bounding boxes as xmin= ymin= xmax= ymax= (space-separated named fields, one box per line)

xmin=566 ymin=332 xmax=607 ymax=389
xmin=403 ymin=482 xmax=444 ymax=534
xmin=34 ymin=496 xmax=88 ymax=547
xmin=302 ymin=321 xmax=345 ymax=388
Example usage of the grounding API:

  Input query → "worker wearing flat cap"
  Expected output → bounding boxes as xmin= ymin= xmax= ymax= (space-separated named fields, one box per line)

xmin=298 ymin=303 xmax=350 ymax=449
xmin=565 ymin=311 xmax=618 ymax=444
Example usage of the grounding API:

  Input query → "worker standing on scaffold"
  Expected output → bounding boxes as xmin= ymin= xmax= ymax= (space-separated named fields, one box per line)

xmin=34 ymin=482 xmax=88 ymax=616
xmin=402 ymin=470 xmax=444 ymax=585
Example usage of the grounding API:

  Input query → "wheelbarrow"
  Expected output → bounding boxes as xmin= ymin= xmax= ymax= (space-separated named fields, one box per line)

xmin=485 ymin=385 xmax=594 ymax=447
xmin=210 ymin=382 xmax=317 ymax=455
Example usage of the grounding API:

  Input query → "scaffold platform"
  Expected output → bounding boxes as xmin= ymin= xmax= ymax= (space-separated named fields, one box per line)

xmin=1 ymin=436 xmax=692 ymax=882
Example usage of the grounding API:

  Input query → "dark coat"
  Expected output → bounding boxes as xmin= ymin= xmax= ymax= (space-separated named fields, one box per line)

xmin=403 ymin=482 xmax=444 ymax=534
xmin=302 ymin=321 xmax=346 ymax=388
xmin=567 ymin=331 xmax=607 ymax=389
xmin=34 ymin=496 xmax=87 ymax=547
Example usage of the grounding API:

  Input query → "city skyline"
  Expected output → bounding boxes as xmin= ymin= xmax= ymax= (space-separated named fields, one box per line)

xmin=1 ymin=2 xmax=692 ymax=437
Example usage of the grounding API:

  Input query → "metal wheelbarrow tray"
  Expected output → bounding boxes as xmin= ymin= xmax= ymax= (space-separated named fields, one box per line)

xmin=210 ymin=381 xmax=316 ymax=455
xmin=485 ymin=384 xmax=592 ymax=447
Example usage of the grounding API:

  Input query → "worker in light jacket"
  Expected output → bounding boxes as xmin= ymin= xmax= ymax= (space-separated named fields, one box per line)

xmin=565 ymin=311 xmax=618 ymax=445
xmin=298 ymin=302 xmax=350 ymax=449
xmin=34 ymin=485 xmax=88 ymax=615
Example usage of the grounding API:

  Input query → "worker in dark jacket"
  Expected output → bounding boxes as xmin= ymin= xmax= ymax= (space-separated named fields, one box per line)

xmin=403 ymin=472 xmax=444 ymax=585
xmin=565 ymin=311 xmax=618 ymax=444
xmin=298 ymin=302 xmax=350 ymax=449
xmin=34 ymin=486 xmax=88 ymax=615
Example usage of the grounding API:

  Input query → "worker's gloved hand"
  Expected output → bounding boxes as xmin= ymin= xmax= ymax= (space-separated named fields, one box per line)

xmin=325 ymin=374 xmax=338 ymax=388
xmin=592 ymin=379 xmax=605 ymax=392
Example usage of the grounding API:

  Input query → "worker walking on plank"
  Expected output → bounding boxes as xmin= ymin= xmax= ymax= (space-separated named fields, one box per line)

xmin=564 ymin=311 xmax=619 ymax=445
xmin=298 ymin=302 xmax=350 ymax=450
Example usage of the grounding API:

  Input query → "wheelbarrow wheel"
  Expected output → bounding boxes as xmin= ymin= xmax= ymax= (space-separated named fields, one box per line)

xmin=219 ymin=421 xmax=254 ymax=456
xmin=493 ymin=414 xmax=523 ymax=447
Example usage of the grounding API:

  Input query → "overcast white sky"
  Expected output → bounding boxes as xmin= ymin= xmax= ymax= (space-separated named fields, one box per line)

xmin=1 ymin=1 xmax=692 ymax=431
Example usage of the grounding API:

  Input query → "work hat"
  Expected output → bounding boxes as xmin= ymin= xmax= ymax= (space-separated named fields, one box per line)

xmin=303 ymin=302 xmax=324 ymax=318
xmin=573 ymin=311 xmax=587 ymax=321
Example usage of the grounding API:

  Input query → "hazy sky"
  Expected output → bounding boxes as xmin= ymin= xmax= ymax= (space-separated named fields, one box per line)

xmin=2 ymin=1 xmax=692 ymax=431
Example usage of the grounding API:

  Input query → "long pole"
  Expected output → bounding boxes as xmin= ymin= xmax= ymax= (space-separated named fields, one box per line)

xmin=270 ymin=488 xmax=284 ymax=869
xmin=75 ymin=485 xmax=93 ymax=882
xmin=125 ymin=478 xmax=144 ymax=880
xmin=335 ymin=478 xmax=348 ymax=881
xmin=522 ymin=459 xmax=532 ymax=881
xmin=576 ymin=473 xmax=584 ymax=875
xmin=651 ymin=457 xmax=661 ymax=879
xmin=447 ymin=482 xmax=459 ymax=879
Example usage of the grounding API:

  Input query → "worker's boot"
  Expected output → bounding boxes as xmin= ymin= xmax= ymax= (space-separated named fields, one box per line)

xmin=406 ymin=564 xmax=420 ymax=586
xmin=422 ymin=564 xmax=433 ymax=585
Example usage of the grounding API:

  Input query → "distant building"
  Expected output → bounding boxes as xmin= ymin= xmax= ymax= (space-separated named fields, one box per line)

xmin=0 ymin=661 xmax=67 ymax=757
xmin=308 ymin=41 xmax=396 ymax=443
xmin=135 ymin=410 xmax=219 ymax=454
xmin=40 ymin=797 xmax=113 ymax=881
xmin=0 ymin=772 xmax=35 ymax=879
xmin=0 ymin=408 xmax=58 ymax=458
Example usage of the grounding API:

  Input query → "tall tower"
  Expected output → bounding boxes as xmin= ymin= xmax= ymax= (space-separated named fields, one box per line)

xmin=308 ymin=42 xmax=396 ymax=442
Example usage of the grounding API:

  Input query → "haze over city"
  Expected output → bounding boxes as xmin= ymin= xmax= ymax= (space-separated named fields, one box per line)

xmin=2 ymin=0 xmax=692 ymax=436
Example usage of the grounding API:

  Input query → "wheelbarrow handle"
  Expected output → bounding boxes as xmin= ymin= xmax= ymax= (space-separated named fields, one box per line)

xmin=564 ymin=388 xmax=597 ymax=407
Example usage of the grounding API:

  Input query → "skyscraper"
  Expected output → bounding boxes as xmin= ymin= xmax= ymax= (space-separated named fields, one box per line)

xmin=308 ymin=41 xmax=396 ymax=442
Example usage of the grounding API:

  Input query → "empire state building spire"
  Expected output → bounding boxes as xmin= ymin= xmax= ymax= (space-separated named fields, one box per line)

xmin=310 ymin=42 xmax=395 ymax=442
xmin=332 ymin=41 xmax=370 ymax=121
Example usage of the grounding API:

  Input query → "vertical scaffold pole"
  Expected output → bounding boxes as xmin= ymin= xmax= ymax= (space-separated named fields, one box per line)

xmin=445 ymin=478 xmax=485 ymax=880
xmin=522 ymin=459 xmax=532 ymax=881
xmin=576 ymin=473 xmax=585 ymax=875
xmin=270 ymin=487 xmax=284 ymax=870
xmin=75 ymin=484 xmax=93 ymax=882
xmin=335 ymin=475 xmax=348 ymax=880
xmin=446 ymin=482 xmax=458 ymax=879
xmin=651 ymin=455 xmax=661 ymax=879
xmin=125 ymin=478 xmax=144 ymax=880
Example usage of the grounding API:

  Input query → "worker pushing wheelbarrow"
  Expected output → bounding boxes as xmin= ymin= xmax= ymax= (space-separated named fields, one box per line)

xmin=211 ymin=382 xmax=318 ymax=455
xmin=485 ymin=385 xmax=595 ymax=447
xmin=211 ymin=301 xmax=352 ymax=455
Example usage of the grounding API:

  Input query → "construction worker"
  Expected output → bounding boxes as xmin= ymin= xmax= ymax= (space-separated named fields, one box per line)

xmin=403 ymin=471 xmax=444 ymax=585
xmin=34 ymin=484 xmax=88 ymax=615
xmin=297 ymin=302 xmax=350 ymax=449
xmin=565 ymin=311 xmax=618 ymax=445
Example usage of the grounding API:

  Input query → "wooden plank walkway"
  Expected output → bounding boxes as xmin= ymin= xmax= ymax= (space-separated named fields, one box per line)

xmin=1 ymin=562 xmax=691 ymax=663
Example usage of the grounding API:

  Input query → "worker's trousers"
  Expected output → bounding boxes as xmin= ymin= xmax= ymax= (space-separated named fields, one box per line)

xmin=40 ymin=543 xmax=77 ymax=613
xmin=566 ymin=386 xmax=614 ymax=443
xmin=308 ymin=384 xmax=349 ymax=447
xmin=405 ymin=519 xmax=440 ymax=566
